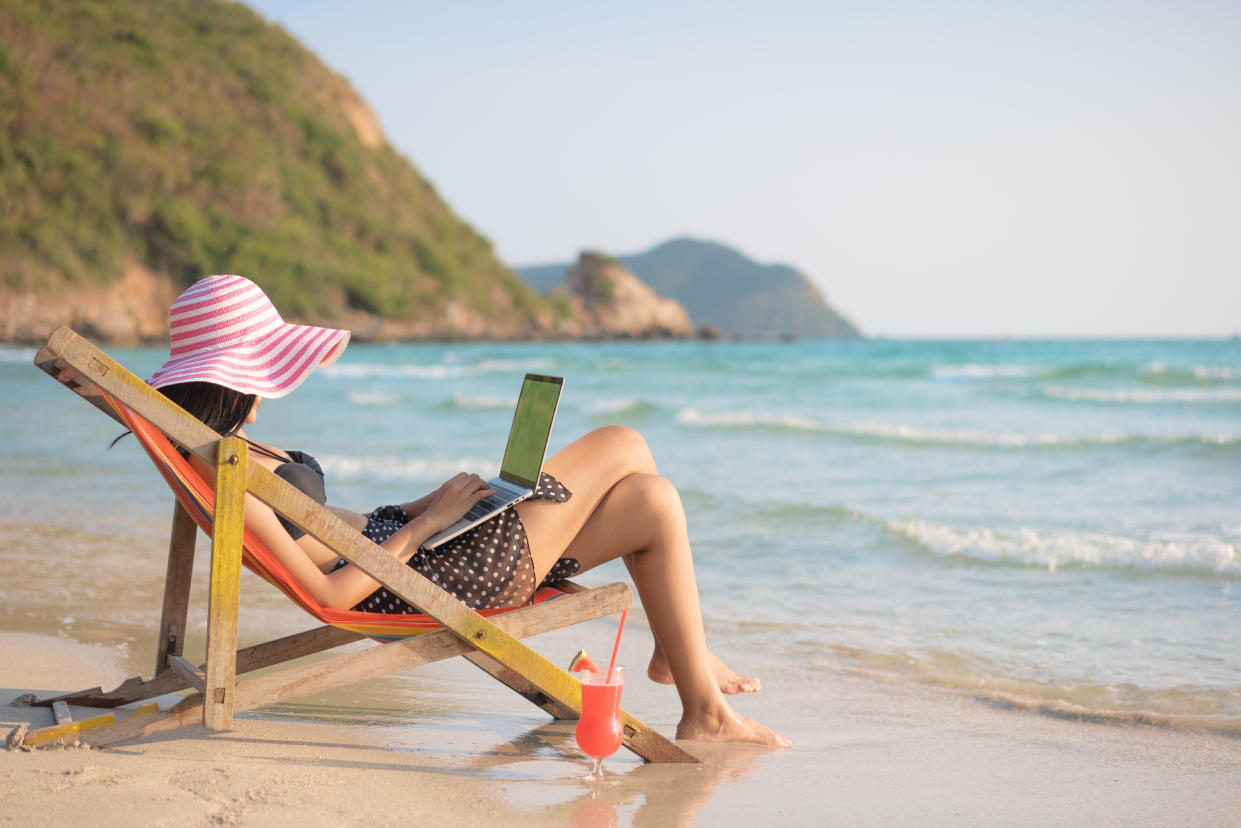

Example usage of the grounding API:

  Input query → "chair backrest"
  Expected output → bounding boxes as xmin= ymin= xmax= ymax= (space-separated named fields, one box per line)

xmin=103 ymin=390 xmax=561 ymax=642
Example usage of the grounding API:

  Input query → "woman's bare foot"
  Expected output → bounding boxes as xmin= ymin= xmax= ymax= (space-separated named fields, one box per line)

xmin=648 ymin=648 xmax=760 ymax=694
xmin=676 ymin=705 xmax=790 ymax=748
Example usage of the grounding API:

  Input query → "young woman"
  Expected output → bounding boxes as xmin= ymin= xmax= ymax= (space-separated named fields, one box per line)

xmin=143 ymin=275 xmax=788 ymax=748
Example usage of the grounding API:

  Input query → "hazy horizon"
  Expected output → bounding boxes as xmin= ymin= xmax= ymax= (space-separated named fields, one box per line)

xmin=246 ymin=1 xmax=1240 ymax=339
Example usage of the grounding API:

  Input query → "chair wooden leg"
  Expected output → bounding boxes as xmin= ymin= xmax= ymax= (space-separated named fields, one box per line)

xmin=203 ymin=438 xmax=246 ymax=730
xmin=38 ymin=625 xmax=366 ymax=709
xmin=22 ymin=583 xmax=634 ymax=750
xmin=155 ymin=500 xmax=197 ymax=675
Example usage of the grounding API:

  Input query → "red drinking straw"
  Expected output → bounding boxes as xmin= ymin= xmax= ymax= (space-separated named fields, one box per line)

xmin=606 ymin=610 xmax=627 ymax=683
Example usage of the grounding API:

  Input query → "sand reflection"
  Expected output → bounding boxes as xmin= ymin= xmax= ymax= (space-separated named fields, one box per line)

xmin=459 ymin=719 xmax=769 ymax=827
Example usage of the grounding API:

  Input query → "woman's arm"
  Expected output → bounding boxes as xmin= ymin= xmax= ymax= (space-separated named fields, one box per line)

xmin=397 ymin=492 xmax=434 ymax=519
xmin=245 ymin=473 xmax=493 ymax=610
xmin=294 ymin=505 xmax=430 ymax=571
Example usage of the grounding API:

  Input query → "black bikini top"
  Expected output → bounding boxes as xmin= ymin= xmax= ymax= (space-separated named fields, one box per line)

xmin=245 ymin=440 xmax=327 ymax=540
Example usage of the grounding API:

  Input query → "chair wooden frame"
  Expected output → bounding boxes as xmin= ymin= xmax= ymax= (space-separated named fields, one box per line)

xmin=21 ymin=327 xmax=696 ymax=763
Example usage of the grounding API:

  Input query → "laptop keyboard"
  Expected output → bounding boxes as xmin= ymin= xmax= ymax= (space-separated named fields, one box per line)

xmin=464 ymin=494 xmax=512 ymax=521
xmin=463 ymin=480 xmax=527 ymax=521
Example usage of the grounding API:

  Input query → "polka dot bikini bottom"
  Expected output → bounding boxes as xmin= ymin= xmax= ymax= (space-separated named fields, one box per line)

xmin=346 ymin=472 xmax=581 ymax=612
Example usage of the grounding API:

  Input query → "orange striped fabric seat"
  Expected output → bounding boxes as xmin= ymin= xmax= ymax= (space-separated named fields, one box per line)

xmin=104 ymin=390 xmax=563 ymax=642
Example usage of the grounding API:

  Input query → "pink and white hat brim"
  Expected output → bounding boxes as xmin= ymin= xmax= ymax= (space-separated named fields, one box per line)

xmin=147 ymin=275 xmax=350 ymax=398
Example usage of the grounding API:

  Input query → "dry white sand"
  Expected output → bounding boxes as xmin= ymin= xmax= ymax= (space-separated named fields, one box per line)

xmin=2 ymin=630 xmax=1240 ymax=827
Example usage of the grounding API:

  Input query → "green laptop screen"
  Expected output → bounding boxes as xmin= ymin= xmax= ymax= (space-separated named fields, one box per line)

xmin=499 ymin=374 xmax=562 ymax=488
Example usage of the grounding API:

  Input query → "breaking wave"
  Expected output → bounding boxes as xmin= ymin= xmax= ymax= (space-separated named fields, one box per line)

xmin=931 ymin=363 xmax=1049 ymax=380
xmin=675 ymin=408 xmax=1239 ymax=448
xmin=889 ymin=518 xmax=1241 ymax=577
xmin=440 ymin=392 xmax=517 ymax=411
xmin=322 ymin=357 xmax=556 ymax=380
xmin=583 ymin=397 xmax=660 ymax=415
xmin=1042 ymin=386 xmax=1241 ymax=404
xmin=347 ymin=391 xmax=405 ymax=406
xmin=317 ymin=455 xmax=498 ymax=481
xmin=929 ymin=361 xmax=1239 ymax=385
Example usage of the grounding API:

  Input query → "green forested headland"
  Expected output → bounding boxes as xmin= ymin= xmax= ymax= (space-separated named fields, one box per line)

xmin=0 ymin=0 xmax=550 ymax=335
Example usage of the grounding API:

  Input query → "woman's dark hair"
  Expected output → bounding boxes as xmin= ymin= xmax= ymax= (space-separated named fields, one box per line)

xmin=158 ymin=382 xmax=258 ymax=436
xmin=110 ymin=382 xmax=257 ymax=448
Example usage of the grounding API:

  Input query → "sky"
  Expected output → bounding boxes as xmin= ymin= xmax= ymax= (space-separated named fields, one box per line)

xmin=245 ymin=0 xmax=1240 ymax=337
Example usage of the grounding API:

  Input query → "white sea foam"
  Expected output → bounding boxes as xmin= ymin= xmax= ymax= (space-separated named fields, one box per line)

xmin=584 ymin=397 xmax=644 ymax=414
xmin=675 ymin=408 xmax=1239 ymax=447
xmin=891 ymin=519 xmax=1241 ymax=576
xmin=323 ymin=362 xmax=473 ymax=379
xmin=931 ymin=363 xmax=1047 ymax=380
xmin=676 ymin=408 xmax=824 ymax=431
xmin=835 ymin=420 xmax=1073 ymax=447
xmin=475 ymin=358 xmax=557 ymax=373
xmin=1192 ymin=365 xmax=1236 ymax=380
xmin=317 ymin=455 xmax=498 ymax=481
xmin=323 ymin=357 xmax=556 ymax=380
xmin=347 ymin=391 xmax=403 ymax=406
xmin=1043 ymin=386 xmax=1241 ymax=403
xmin=1138 ymin=362 xmax=1239 ymax=383
xmin=451 ymin=392 xmax=517 ymax=410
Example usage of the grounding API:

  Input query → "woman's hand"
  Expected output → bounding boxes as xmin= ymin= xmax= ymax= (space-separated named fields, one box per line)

xmin=417 ymin=473 xmax=493 ymax=535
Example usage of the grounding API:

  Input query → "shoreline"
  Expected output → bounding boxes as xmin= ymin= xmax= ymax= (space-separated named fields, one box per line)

xmin=3 ymin=631 xmax=1240 ymax=826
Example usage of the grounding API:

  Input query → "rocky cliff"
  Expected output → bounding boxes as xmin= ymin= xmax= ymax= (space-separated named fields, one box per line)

xmin=547 ymin=253 xmax=694 ymax=340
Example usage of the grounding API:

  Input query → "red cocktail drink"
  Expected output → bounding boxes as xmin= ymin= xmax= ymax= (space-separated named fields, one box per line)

xmin=576 ymin=666 xmax=624 ymax=777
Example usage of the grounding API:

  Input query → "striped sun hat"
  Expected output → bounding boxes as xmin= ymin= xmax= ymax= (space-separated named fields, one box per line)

xmin=147 ymin=275 xmax=350 ymax=398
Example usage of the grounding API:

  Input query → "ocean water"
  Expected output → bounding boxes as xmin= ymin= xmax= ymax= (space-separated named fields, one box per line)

xmin=2 ymin=338 xmax=1239 ymax=733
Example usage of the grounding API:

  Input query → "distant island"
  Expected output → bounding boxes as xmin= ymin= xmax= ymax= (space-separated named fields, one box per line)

xmin=517 ymin=238 xmax=860 ymax=340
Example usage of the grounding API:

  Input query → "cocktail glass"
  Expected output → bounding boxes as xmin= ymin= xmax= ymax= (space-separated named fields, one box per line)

xmin=576 ymin=666 xmax=624 ymax=779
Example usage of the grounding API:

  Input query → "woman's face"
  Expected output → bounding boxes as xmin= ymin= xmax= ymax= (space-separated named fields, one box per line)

xmin=245 ymin=397 xmax=262 ymax=425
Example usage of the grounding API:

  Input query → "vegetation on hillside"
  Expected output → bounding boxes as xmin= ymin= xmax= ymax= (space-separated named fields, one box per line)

xmin=572 ymin=252 xmax=617 ymax=301
xmin=0 ymin=0 xmax=547 ymax=325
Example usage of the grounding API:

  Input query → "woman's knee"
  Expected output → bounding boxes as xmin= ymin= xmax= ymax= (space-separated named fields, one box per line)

xmin=622 ymin=473 xmax=685 ymax=528
xmin=590 ymin=425 xmax=656 ymax=476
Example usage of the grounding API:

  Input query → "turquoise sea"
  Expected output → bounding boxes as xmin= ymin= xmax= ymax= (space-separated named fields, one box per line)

xmin=2 ymin=337 xmax=1239 ymax=734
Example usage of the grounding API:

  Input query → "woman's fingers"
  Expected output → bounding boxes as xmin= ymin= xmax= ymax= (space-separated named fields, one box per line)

xmin=450 ymin=474 xmax=487 ymax=494
xmin=421 ymin=479 xmax=495 ymax=534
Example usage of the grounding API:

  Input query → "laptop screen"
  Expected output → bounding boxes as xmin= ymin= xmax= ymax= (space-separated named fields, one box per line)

xmin=499 ymin=374 xmax=563 ymax=489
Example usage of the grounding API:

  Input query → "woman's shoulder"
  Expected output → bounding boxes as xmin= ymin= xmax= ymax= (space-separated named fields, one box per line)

xmin=283 ymin=449 xmax=324 ymax=476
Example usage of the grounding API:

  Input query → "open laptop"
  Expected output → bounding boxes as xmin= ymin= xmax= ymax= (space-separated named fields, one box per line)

xmin=420 ymin=373 xmax=564 ymax=550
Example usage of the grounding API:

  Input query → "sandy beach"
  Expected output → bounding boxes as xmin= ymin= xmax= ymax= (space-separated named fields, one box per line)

xmin=3 ymin=627 xmax=1240 ymax=827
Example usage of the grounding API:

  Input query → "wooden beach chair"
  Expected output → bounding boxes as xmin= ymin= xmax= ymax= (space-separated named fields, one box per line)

xmin=21 ymin=327 xmax=696 ymax=763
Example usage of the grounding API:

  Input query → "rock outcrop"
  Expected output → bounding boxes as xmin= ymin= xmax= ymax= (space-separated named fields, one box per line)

xmin=549 ymin=253 xmax=693 ymax=339
xmin=0 ymin=264 xmax=177 ymax=346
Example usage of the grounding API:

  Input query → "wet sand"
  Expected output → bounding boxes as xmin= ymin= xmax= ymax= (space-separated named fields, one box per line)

xmin=3 ymin=630 xmax=1240 ymax=827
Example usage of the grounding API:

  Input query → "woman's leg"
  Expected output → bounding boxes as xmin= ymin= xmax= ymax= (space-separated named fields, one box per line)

xmin=517 ymin=427 xmax=787 ymax=746
xmin=619 ymin=555 xmax=759 ymax=694
xmin=523 ymin=426 xmax=756 ymax=693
